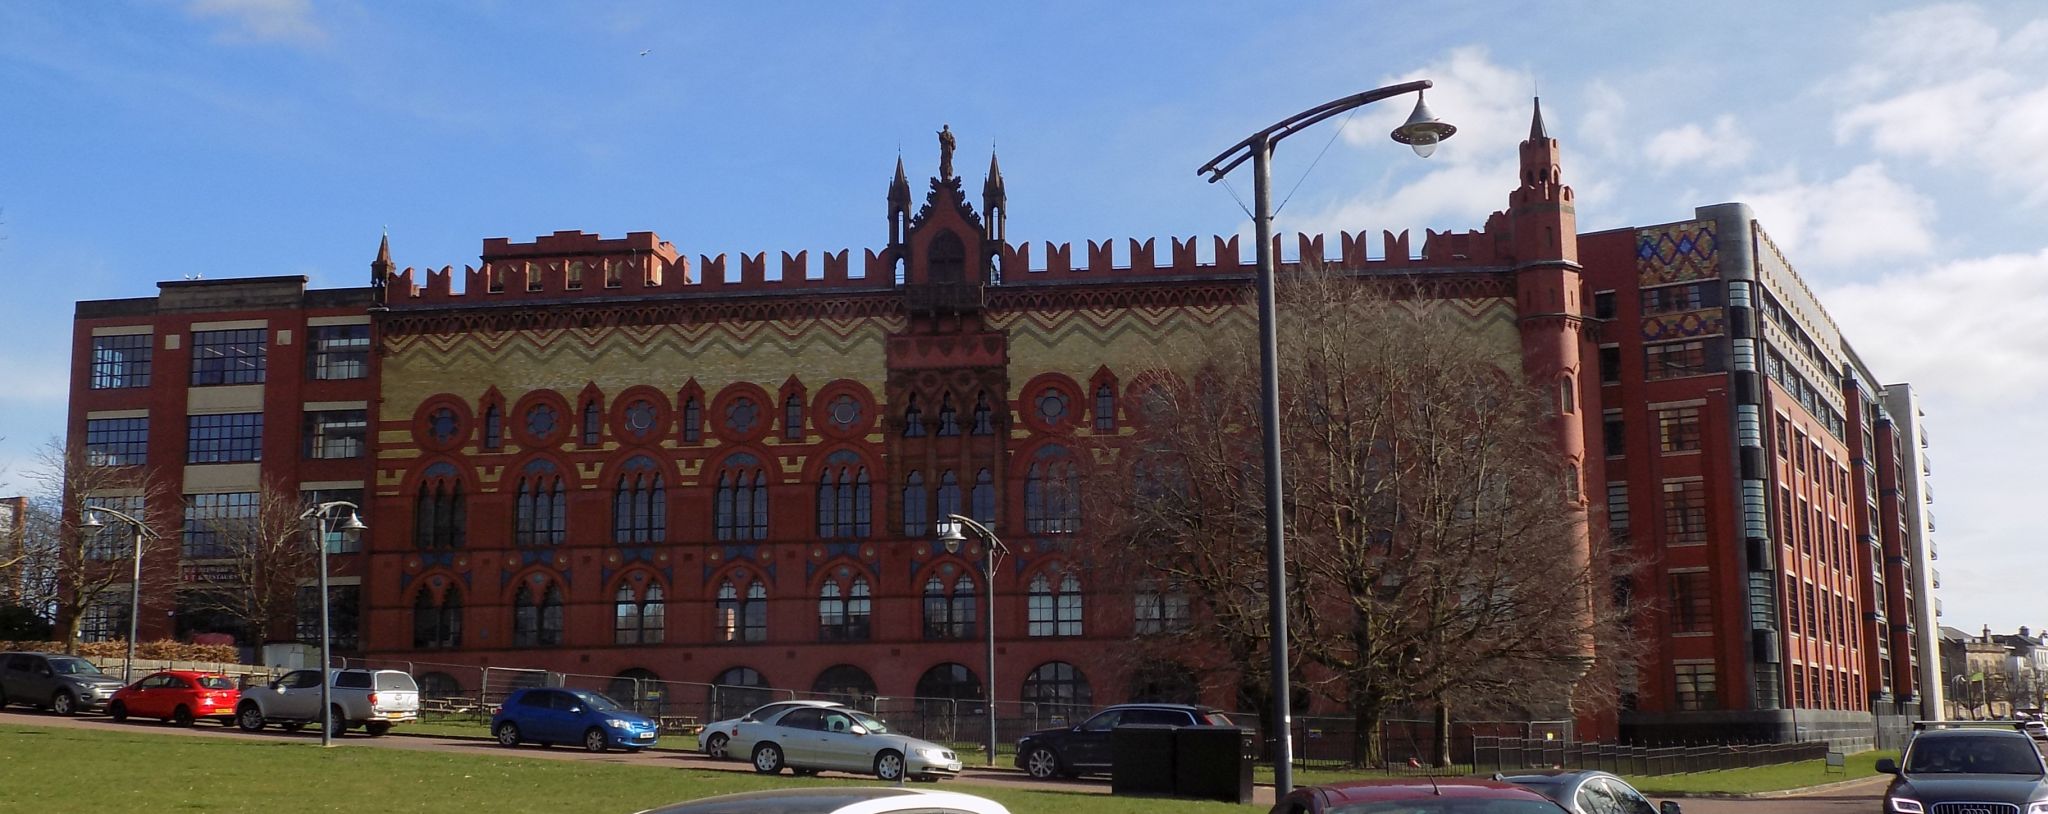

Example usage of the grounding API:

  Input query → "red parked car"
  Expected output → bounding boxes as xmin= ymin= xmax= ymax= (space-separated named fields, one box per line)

xmin=108 ymin=671 xmax=240 ymax=727
xmin=1270 ymin=778 xmax=1569 ymax=814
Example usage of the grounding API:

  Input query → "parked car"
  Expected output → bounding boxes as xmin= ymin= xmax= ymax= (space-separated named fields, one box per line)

xmin=699 ymin=700 xmax=848 ymax=760
xmin=2022 ymin=719 xmax=2048 ymax=742
xmin=491 ymin=688 xmax=659 ymax=753
xmin=235 ymin=668 xmax=420 ymax=737
xmin=637 ymin=787 xmax=1010 ymax=814
xmin=1498 ymin=770 xmax=1681 ymax=814
xmin=1013 ymin=702 xmax=1236 ymax=779
xmin=1880 ymin=723 xmax=2048 ymax=813
xmin=740 ymin=705 xmax=960 ymax=782
xmin=108 ymin=670 xmax=240 ymax=727
xmin=1270 ymin=778 xmax=1569 ymax=814
xmin=0 ymin=651 xmax=128 ymax=716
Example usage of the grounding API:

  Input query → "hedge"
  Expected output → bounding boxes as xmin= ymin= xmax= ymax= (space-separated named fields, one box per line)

xmin=0 ymin=640 xmax=241 ymax=663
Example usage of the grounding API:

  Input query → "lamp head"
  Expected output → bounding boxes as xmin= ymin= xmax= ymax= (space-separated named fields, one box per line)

xmin=79 ymin=512 xmax=105 ymax=531
xmin=1390 ymin=91 xmax=1456 ymax=158
xmin=337 ymin=512 xmax=367 ymax=533
xmin=937 ymin=520 xmax=967 ymax=554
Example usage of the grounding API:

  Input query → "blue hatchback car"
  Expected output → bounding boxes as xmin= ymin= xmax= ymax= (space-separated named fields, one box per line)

xmin=491 ymin=688 xmax=659 ymax=753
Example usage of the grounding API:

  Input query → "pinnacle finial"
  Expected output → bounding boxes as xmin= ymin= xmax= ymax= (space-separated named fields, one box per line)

xmin=1529 ymin=96 xmax=1550 ymax=141
xmin=374 ymin=232 xmax=393 ymax=266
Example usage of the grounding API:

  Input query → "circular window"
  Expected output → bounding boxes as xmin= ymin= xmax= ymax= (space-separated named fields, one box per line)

xmin=624 ymin=399 xmax=657 ymax=439
xmin=1035 ymin=389 xmax=1070 ymax=424
xmin=428 ymin=407 xmax=461 ymax=445
xmin=727 ymin=398 xmax=759 ymax=435
xmin=829 ymin=395 xmax=862 ymax=429
xmin=526 ymin=404 xmax=558 ymax=437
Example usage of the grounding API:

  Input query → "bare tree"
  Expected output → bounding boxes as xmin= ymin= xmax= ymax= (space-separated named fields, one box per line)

xmin=23 ymin=438 xmax=174 ymax=652
xmin=1092 ymin=271 xmax=1638 ymax=768
xmin=179 ymin=479 xmax=321 ymax=664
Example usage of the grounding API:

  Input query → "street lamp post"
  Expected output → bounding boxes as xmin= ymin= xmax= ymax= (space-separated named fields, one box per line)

xmin=300 ymin=500 xmax=366 ymax=748
xmin=78 ymin=505 xmax=160 ymax=684
xmin=937 ymin=514 xmax=1009 ymax=767
xmin=1197 ymin=81 xmax=1453 ymax=794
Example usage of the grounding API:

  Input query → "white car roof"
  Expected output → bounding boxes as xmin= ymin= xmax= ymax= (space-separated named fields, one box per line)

xmin=638 ymin=787 xmax=1009 ymax=814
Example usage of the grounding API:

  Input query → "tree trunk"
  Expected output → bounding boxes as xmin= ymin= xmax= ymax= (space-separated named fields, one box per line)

xmin=1352 ymin=705 xmax=1385 ymax=769
xmin=60 ymin=616 xmax=82 ymax=654
xmin=1434 ymin=701 xmax=1453 ymax=768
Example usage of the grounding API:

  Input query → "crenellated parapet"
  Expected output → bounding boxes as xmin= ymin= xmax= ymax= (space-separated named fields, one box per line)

xmin=378 ymin=222 xmax=1513 ymax=309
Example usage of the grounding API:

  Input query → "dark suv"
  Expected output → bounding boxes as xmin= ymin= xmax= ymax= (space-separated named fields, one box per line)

xmin=1880 ymin=723 xmax=2048 ymax=814
xmin=1013 ymin=703 xmax=1235 ymax=779
xmin=0 ymin=652 xmax=128 ymax=715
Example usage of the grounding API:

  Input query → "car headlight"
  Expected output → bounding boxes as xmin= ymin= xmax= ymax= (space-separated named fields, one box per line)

xmin=606 ymin=719 xmax=632 ymax=730
xmin=2026 ymin=803 xmax=2048 ymax=814
xmin=917 ymin=747 xmax=950 ymax=760
xmin=1888 ymin=797 xmax=1923 ymax=814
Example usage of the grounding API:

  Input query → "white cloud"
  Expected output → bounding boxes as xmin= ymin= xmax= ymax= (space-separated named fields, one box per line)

xmin=1643 ymin=115 xmax=1753 ymax=172
xmin=1823 ymin=248 xmax=2048 ymax=407
xmin=185 ymin=0 xmax=325 ymax=46
xmin=1735 ymin=163 xmax=1935 ymax=271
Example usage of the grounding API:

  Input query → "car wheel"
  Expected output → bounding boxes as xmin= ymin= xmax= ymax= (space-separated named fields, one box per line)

xmin=752 ymin=743 xmax=784 ymax=774
xmin=236 ymin=704 xmax=265 ymax=732
xmin=51 ymin=690 xmax=77 ymax=716
xmin=326 ymin=707 xmax=347 ymax=738
xmin=365 ymin=722 xmax=392 ymax=737
xmin=171 ymin=706 xmax=194 ymax=727
xmin=583 ymin=727 xmax=609 ymax=753
xmin=1024 ymin=746 xmax=1062 ymax=780
xmin=496 ymin=722 xmax=521 ymax=747
xmin=704 ymin=732 xmax=730 ymax=759
xmin=109 ymin=701 xmax=129 ymax=722
xmin=875 ymin=750 xmax=906 ymax=782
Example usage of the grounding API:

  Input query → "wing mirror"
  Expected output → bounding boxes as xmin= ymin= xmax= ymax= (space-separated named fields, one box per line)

xmin=1658 ymin=802 xmax=1682 ymax=814
xmin=569 ymin=706 xmax=585 ymax=714
xmin=1875 ymin=758 xmax=1899 ymax=774
xmin=849 ymin=724 xmax=867 ymax=736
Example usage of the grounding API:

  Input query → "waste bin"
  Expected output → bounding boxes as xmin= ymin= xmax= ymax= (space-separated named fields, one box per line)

xmin=1174 ymin=725 xmax=1256 ymax=804
xmin=1111 ymin=724 xmax=1180 ymax=796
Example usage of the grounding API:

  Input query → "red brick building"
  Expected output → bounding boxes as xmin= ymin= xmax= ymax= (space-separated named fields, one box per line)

xmin=65 ymin=102 xmax=1929 ymax=743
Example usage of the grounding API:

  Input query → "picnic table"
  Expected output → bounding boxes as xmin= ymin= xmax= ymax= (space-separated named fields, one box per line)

xmin=659 ymin=716 xmax=703 ymax=736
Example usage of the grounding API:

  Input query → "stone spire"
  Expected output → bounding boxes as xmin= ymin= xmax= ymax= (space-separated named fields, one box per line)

xmin=887 ymin=156 xmax=912 ymax=247
xmin=1529 ymin=96 xmax=1550 ymax=141
xmin=982 ymin=150 xmax=1006 ymax=210
xmin=370 ymin=231 xmax=394 ymax=303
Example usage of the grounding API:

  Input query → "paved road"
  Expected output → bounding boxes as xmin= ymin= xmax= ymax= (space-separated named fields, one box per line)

xmin=0 ymin=707 xmax=1879 ymax=811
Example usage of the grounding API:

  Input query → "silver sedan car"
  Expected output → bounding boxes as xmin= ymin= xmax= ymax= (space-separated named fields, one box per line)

xmin=737 ymin=706 xmax=962 ymax=782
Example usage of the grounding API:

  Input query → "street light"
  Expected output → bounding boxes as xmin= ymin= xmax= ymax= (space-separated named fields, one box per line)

xmin=78 ymin=505 xmax=160 ymax=684
xmin=300 ymin=500 xmax=365 ymax=748
xmin=1197 ymin=80 xmax=1451 ymax=794
xmin=937 ymin=514 xmax=1009 ymax=767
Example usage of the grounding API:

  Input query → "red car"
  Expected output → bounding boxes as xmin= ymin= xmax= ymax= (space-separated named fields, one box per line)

xmin=1271 ymin=778 xmax=1569 ymax=814
xmin=109 ymin=670 xmax=241 ymax=727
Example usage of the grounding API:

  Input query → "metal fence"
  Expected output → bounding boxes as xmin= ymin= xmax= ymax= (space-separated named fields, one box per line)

xmin=1471 ymin=736 xmax=1830 ymax=776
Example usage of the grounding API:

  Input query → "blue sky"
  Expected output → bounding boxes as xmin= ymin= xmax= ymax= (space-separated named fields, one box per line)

xmin=3 ymin=1 xmax=2044 ymax=629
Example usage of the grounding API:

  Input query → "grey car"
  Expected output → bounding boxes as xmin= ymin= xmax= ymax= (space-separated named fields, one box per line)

xmin=0 ymin=652 xmax=129 ymax=715
xmin=1499 ymin=770 xmax=1680 ymax=814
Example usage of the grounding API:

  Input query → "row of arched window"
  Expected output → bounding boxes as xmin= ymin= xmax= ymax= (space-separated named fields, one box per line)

xmin=405 ymin=570 xmax=1198 ymax=650
xmin=412 ymin=445 xmax=1086 ymax=550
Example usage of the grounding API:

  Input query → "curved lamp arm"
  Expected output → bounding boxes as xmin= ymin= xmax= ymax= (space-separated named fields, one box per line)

xmin=1197 ymin=80 xmax=1435 ymax=182
xmin=80 ymin=505 xmax=162 ymax=539
xmin=939 ymin=514 xmax=1009 ymax=555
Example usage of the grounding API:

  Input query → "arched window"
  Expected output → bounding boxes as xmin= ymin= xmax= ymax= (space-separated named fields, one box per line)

xmin=902 ymin=395 xmax=926 ymax=438
xmin=937 ymin=471 xmax=961 ymax=521
xmin=812 ymin=665 xmax=877 ymax=707
xmin=514 ymin=460 xmax=566 ymax=546
xmin=411 ymin=586 xmax=462 ymax=649
xmin=922 ymin=574 xmax=976 ymax=640
xmin=818 ymin=573 xmax=871 ymax=641
xmin=417 ymin=671 xmax=463 ymax=700
xmin=1094 ymin=383 xmax=1116 ymax=431
xmin=413 ymin=463 xmax=465 ymax=550
xmin=681 ymin=396 xmax=702 ymax=443
xmin=784 ymin=393 xmax=804 ymax=440
xmin=970 ymin=469 xmax=995 ymax=524
xmin=1560 ymin=375 xmax=1576 ymax=414
xmin=614 ymin=582 xmax=665 ymax=645
xmin=970 ymin=392 xmax=995 ymax=436
xmin=1134 ymin=579 xmax=1190 ymax=634
xmin=1021 ymin=662 xmax=1093 ymax=717
xmin=513 ymin=581 xmax=563 ymax=647
xmin=915 ymin=663 xmax=982 ymax=704
xmin=1028 ymin=570 xmax=1083 ymax=637
xmin=1025 ymin=446 xmax=1081 ymax=534
xmin=902 ymin=471 xmax=928 ymax=538
xmin=815 ymin=451 xmax=871 ymax=539
xmin=711 ymin=667 xmax=772 ymax=720
xmin=482 ymin=404 xmax=503 ymax=450
xmin=581 ymin=401 xmax=602 ymax=445
xmin=612 ymin=456 xmax=666 ymax=544
xmin=609 ymin=667 xmax=662 ymax=714
xmin=715 ymin=454 xmax=768 ymax=541
xmin=937 ymin=393 xmax=960 ymax=436
xmin=717 ymin=578 xmax=767 ymax=643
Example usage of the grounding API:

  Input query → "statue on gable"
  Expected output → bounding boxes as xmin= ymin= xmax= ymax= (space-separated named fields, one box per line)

xmin=938 ymin=124 xmax=956 ymax=180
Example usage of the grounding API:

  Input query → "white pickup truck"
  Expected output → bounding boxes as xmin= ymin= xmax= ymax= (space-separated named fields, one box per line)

xmin=235 ymin=668 xmax=420 ymax=737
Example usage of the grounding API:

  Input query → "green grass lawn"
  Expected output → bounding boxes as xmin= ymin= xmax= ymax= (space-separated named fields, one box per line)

xmin=1625 ymin=749 xmax=1895 ymax=795
xmin=0 ymin=722 xmax=1247 ymax=814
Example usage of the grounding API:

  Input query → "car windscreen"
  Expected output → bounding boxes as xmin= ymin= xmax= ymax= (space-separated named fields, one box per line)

xmin=1906 ymin=737 xmax=2045 ymax=774
xmin=850 ymin=711 xmax=891 ymax=735
xmin=48 ymin=658 xmax=103 ymax=676
xmin=375 ymin=672 xmax=419 ymax=692
xmin=1333 ymin=800 xmax=1565 ymax=813
xmin=572 ymin=691 xmax=624 ymax=712
xmin=196 ymin=676 xmax=235 ymax=689
xmin=1202 ymin=712 xmax=1237 ymax=726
